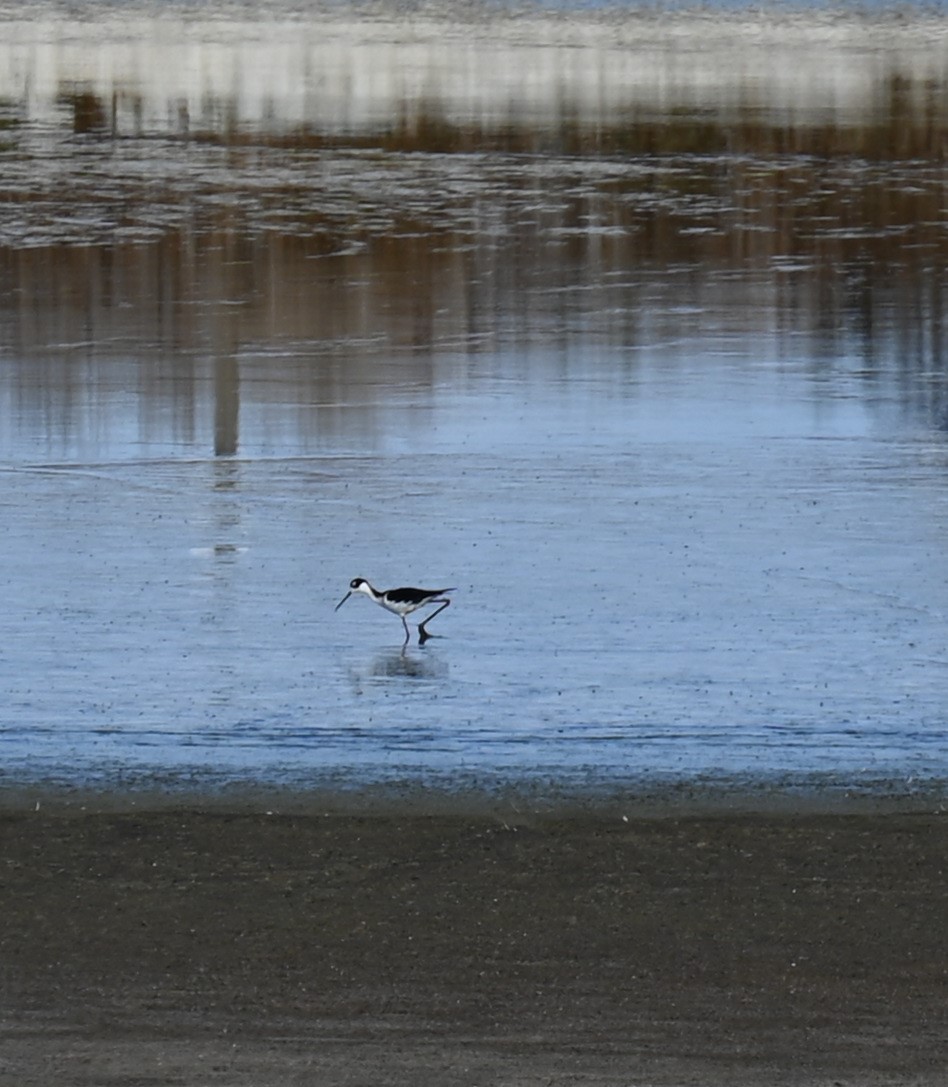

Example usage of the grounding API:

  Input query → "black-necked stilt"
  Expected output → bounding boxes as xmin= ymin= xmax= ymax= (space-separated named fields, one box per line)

xmin=334 ymin=578 xmax=456 ymax=647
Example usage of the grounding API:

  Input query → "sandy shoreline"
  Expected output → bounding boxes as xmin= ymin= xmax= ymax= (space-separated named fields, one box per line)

xmin=1 ymin=800 xmax=946 ymax=1085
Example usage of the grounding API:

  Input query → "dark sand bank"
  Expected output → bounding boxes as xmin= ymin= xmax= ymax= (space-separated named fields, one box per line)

xmin=1 ymin=794 xmax=946 ymax=1085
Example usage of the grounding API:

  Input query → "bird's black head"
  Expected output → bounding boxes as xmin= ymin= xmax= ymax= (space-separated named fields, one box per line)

xmin=349 ymin=577 xmax=367 ymax=590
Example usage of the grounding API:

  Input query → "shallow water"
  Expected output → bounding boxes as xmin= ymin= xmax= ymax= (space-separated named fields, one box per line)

xmin=1 ymin=1 xmax=947 ymax=796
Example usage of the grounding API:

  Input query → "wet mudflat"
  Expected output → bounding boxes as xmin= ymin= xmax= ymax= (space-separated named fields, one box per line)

xmin=1 ymin=806 xmax=947 ymax=1086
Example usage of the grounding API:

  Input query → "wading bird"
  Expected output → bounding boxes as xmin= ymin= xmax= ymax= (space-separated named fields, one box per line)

xmin=334 ymin=578 xmax=455 ymax=647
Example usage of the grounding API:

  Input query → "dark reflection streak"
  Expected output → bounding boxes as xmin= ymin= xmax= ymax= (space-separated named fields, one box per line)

xmin=852 ymin=266 xmax=877 ymax=379
xmin=214 ymin=354 xmax=239 ymax=457
xmin=204 ymin=458 xmax=242 ymax=715
xmin=64 ymin=88 xmax=108 ymax=136
xmin=930 ymin=278 xmax=947 ymax=431
xmin=208 ymin=224 xmax=244 ymax=458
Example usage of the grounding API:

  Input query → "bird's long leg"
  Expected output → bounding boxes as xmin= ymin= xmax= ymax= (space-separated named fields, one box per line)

xmin=418 ymin=600 xmax=450 ymax=645
xmin=401 ymin=615 xmax=411 ymax=648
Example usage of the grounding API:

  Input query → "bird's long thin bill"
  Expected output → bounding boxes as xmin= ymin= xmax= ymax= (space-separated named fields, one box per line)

xmin=334 ymin=592 xmax=352 ymax=611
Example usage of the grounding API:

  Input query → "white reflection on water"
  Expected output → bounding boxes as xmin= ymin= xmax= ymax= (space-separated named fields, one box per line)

xmin=0 ymin=2 xmax=946 ymax=796
xmin=2 ymin=4 xmax=947 ymax=137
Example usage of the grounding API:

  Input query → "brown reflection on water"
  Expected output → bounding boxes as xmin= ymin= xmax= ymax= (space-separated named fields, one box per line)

xmin=1 ymin=8 xmax=948 ymax=455
xmin=54 ymin=74 xmax=948 ymax=159
xmin=2 ymin=184 xmax=945 ymax=457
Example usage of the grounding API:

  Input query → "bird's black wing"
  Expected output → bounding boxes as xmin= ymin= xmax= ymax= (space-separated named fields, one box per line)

xmin=386 ymin=586 xmax=455 ymax=604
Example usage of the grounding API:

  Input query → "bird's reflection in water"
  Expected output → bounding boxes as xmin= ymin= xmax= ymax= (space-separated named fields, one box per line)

xmin=370 ymin=648 xmax=449 ymax=681
xmin=345 ymin=648 xmax=449 ymax=695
